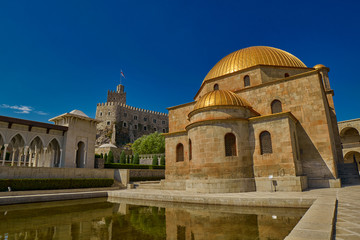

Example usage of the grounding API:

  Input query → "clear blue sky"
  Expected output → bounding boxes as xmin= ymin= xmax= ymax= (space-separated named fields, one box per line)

xmin=0 ymin=0 xmax=359 ymax=122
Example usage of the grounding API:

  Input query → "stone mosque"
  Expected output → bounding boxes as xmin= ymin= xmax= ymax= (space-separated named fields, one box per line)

xmin=163 ymin=46 xmax=344 ymax=193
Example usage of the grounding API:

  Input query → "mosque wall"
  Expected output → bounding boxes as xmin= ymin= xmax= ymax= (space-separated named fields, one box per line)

xmin=167 ymin=103 xmax=194 ymax=133
xmin=237 ymin=71 xmax=338 ymax=183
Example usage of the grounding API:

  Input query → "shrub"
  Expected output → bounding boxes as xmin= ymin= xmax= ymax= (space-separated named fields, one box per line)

xmin=95 ymin=153 xmax=101 ymax=158
xmin=133 ymin=153 xmax=140 ymax=164
xmin=104 ymin=153 xmax=108 ymax=163
xmin=0 ymin=178 xmax=114 ymax=191
xmin=130 ymin=176 xmax=165 ymax=182
xmin=108 ymin=150 xmax=114 ymax=163
xmin=152 ymin=155 xmax=158 ymax=166
xmin=104 ymin=163 xmax=165 ymax=169
xmin=126 ymin=155 xmax=130 ymax=164
xmin=100 ymin=153 xmax=104 ymax=159
xmin=120 ymin=151 xmax=126 ymax=164
xmin=131 ymin=155 xmax=134 ymax=164
xmin=160 ymin=155 xmax=165 ymax=166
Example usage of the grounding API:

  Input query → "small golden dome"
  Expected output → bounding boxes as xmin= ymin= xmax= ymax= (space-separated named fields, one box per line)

xmin=193 ymin=90 xmax=249 ymax=111
xmin=313 ymin=64 xmax=326 ymax=69
xmin=204 ymin=46 xmax=307 ymax=82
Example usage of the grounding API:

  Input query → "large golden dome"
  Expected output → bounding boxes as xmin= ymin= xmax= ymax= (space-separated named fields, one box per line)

xmin=193 ymin=90 xmax=249 ymax=111
xmin=204 ymin=46 xmax=307 ymax=82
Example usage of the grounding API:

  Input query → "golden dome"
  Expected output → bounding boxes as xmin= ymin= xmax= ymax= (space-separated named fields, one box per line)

xmin=204 ymin=46 xmax=307 ymax=82
xmin=193 ymin=90 xmax=249 ymax=111
xmin=313 ymin=64 xmax=326 ymax=69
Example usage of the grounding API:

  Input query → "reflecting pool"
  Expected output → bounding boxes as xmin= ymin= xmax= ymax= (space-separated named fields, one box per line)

xmin=0 ymin=197 xmax=307 ymax=240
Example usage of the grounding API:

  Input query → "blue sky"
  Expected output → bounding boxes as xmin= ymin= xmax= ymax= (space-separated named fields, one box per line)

xmin=0 ymin=0 xmax=359 ymax=122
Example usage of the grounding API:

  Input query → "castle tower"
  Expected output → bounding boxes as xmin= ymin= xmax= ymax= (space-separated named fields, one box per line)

xmin=107 ymin=84 xmax=126 ymax=104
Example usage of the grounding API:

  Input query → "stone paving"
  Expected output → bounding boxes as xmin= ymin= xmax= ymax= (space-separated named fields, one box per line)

xmin=334 ymin=185 xmax=360 ymax=240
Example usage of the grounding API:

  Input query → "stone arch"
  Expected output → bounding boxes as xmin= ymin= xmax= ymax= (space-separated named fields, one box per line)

xmin=0 ymin=131 xmax=5 ymax=146
xmin=28 ymin=135 xmax=45 ymax=148
xmin=28 ymin=136 xmax=44 ymax=167
xmin=344 ymin=151 xmax=360 ymax=164
xmin=8 ymin=134 xmax=26 ymax=166
xmin=340 ymin=127 xmax=360 ymax=145
xmin=48 ymin=138 xmax=61 ymax=167
xmin=76 ymin=141 xmax=85 ymax=168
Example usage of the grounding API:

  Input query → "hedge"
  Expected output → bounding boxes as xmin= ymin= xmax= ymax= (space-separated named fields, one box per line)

xmin=0 ymin=178 xmax=114 ymax=191
xmin=105 ymin=163 xmax=165 ymax=170
xmin=130 ymin=176 xmax=165 ymax=182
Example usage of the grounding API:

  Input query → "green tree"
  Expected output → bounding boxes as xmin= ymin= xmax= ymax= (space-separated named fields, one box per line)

xmin=120 ymin=151 xmax=126 ymax=164
xmin=126 ymin=155 xmax=130 ymax=164
xmin=100 ymin=153 xmax=104 ymax=159
xmin=107 ymin=150 xmax=114 ymax=163
xmin=134 ymin=153 xmax=140 ymax=165
xmin=152 ymin=155 xmax=158 ymax=166
xmin=131 ymin=155 xmax=134 ymax=164
xmin=104 ymin=153 xmax=108 ymax=163
xmin=132 ymin=132 xmax=165 ymax=155
xmin=160 ymin=155 xmax=165 ymax=166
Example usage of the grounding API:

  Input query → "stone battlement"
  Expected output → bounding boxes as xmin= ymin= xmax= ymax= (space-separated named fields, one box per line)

xmin=97 ymin=102 xmax=168 ymax=116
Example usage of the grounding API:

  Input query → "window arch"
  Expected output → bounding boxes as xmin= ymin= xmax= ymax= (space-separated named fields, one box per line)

xmin=213 ymin=84 xmax=219 ymax=90
xmin=284 ymin=73 xmax=290 ymax=78
xmin=271 ymin=100 xmax=282 ymax=114
xmin=225 ymin=133 xmax=236 ymax=156
xmin=244 ymin=75 xmax=250 ymax=87
xmin=176 ymin=143 xmax=184 ymax=162
xmin=189 ymin=139 xmax=192 ymax=160
xmin=260 ymin=131 xmax=272 ymax=154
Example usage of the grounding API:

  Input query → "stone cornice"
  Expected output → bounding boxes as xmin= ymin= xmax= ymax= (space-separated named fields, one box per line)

xmin=187 ymin=105 xmax=259 ymax=119
xmin=162 ymin=130 xmax=187 ymax=137
xmin=249 ymin=111 xmax=298 ymax=124
xmin=167 ymin=101 xmax=195 ymax=111
xmin=185 ymin=117 xmax=248 ymax=131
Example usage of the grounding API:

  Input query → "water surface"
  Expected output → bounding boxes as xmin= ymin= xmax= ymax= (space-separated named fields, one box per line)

xmin=0 ymin=197 xmax=306 ymax=240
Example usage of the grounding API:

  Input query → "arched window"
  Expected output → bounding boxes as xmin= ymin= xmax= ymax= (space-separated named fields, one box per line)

xmin=189 ymin=139 xmax=192 ymax=160
xmin=176 ymin=143 xmax=184 ymax=162
xmin=260 ymin=131 xmax=272 ymax=154
xmin=225 ymin=133 xmax=236 ymax=156
xmin=100 ymin=112 xmax=103 ymax=116
xmin=244 ymin=75 xmax=250 ymax=87
xmin=284 ymin=73 xmax=290 ymax=78
xmin=271 ymin=100 xmax=282 ymax=114
xmin=213 ymin=84 xmax=219 ymax=90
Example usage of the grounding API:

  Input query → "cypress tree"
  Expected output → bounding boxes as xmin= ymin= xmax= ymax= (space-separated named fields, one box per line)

xmin=120 ymin=151 xmax=126 ymax=164
xmin=134 ymin=153 xmax=140 ymax=165
xmin=152 ymin=155 xmax=158 ymax=166
xmin=108 ymin=150 xmax=114 ymax=163
xmin=160 ymin=155 xmax=165 ymax=166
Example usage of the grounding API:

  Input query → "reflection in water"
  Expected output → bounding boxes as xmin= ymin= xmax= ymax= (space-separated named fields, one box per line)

xmin=0 ymin=197 xmax=306 ymax=240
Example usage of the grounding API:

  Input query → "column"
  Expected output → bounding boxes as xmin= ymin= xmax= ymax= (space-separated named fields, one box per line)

xmin=11 ymin=149 xmax=16 ymax=166
xmin=83 ymin=150 xmax=87 ymax=167
xmin=59 ymin=149 xmax=63 ymax=168
xmin=28 ymin=149 xmax=32 ymax=167
xmin=2 ymin=144 xmax=8 ymax=166
xmin=23 ymin=146 xmax=29 ymax=167
xmin=42 ymin=147 xmax=47 ymax=167
xmin=17 ymin=149 xmax=22 ymax=166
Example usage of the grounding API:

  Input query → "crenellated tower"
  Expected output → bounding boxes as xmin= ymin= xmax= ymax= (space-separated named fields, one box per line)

xmin=107 ymin=84 xmax=126 ymax=104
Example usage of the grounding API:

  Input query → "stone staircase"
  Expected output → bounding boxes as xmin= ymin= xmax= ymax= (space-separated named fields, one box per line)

xmin=337 ymin=163 xmax=360 ymax=185
xmin=133 ymin=181 xmax=162 ymax=190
